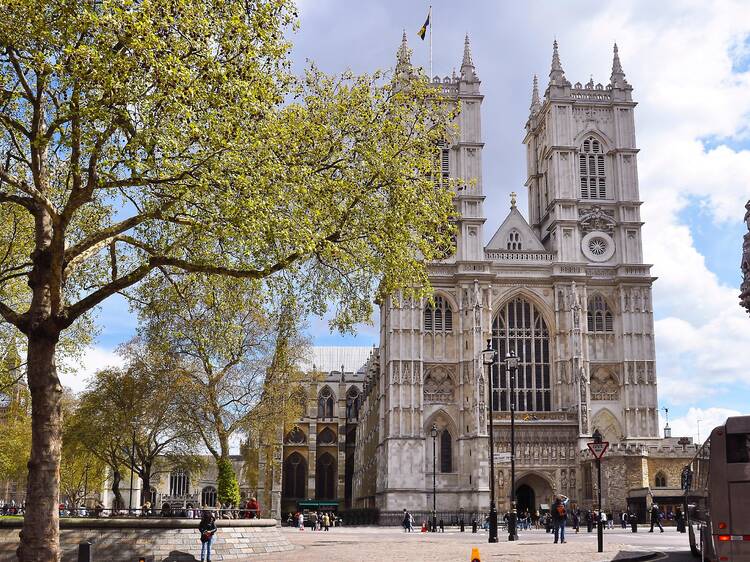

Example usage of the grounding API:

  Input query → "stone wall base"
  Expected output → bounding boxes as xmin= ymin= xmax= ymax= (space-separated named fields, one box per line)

xmin=0 ymin=521 xmax=293 ymax=561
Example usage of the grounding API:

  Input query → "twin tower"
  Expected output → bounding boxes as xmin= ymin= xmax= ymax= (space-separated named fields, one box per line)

xmin=352 ymin=35 xmax=660 ymax=514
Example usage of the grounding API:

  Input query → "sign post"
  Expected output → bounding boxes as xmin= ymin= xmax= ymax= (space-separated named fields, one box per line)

xmin=587 ymin=436 xmax=609 ymax=553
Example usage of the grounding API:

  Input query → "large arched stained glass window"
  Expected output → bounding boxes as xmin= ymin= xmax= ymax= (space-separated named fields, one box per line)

xmin=317 ymin=387 xmax=335 ymax=418
xmin=282 ymin=452 xmax=307 ymax=499
xmin=315 ymin=453 xmax=336 ymax=499
xmin=440 ymin=430 xmax=453 ymax=473
xmin=491 ymin=298 xmax=551 ymax=412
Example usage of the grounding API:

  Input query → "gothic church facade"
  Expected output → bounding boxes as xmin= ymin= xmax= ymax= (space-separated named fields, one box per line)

xmin=351 ymin=35 xmax=668 ymax=516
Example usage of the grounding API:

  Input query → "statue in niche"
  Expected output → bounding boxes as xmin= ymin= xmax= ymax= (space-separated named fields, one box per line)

xmin=570 ymin=469 xmax=576 ymax=489
xmin=561 ymin=470 xmax=568 ymax=490
xmin=498 ymin=470 xmax=505 ymax=489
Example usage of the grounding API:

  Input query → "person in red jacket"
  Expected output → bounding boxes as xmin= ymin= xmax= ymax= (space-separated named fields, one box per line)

xmin=245 ymin=497 xmax=260 ymax=519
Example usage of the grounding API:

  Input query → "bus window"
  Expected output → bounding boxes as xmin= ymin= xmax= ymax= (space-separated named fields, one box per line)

xmin=727 ymin=432 xmax=750 ymax=463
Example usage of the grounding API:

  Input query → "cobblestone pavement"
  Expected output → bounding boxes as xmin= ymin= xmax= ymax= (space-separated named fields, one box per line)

xmin=254 ymin=526 xmax=692 ymax=562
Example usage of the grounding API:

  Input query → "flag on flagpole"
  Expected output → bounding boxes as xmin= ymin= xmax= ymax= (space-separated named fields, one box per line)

xmin=417 ymin=9 xmax=430 ymax=40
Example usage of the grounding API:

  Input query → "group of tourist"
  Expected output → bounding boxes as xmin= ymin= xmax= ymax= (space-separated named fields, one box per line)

xmin=0 ymin=499 xmax=23 ymax=515
xmin=142 ymin=497 xmax=261 ymax=519
xmin=289 ymin=510 xmax=338 ymax=530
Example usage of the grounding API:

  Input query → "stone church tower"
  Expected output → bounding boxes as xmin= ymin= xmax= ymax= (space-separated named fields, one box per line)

xmin=352 ymin=37 xmax=661 ymax=516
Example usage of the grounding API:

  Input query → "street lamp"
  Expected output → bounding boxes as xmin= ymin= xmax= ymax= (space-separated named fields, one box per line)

xmin=481 ymin=340 xmax=499 ymax=543
xmin=431 ymin=423 xmax=438 ymax=532
xmin=505 ymin=350 xmax=519 ymax=542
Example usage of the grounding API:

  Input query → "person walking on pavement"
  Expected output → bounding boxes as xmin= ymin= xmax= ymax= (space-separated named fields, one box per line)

xmin=297 ymin=511 xmax=304 ymax=531
xmin=621 ymin=510 xmax=628 ymax=529
xmin=649 ymin=503 xmax=664 ymax=532
xmin=323 ymin=512 xmax=330 ymax=531
xmin=572 ymin=509 xmax=580 ymax=533
xmin=402 ymin=509 xmax=410 ymax=532
xmin=551 ymin=494 xmax=569 ymax=544
xmin=600 ymin=510 xmax=607 ymax=530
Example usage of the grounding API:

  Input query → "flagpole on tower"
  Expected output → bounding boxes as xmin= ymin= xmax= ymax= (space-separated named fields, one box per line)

xmin=428 ymin=5 xmax=433 ymax=78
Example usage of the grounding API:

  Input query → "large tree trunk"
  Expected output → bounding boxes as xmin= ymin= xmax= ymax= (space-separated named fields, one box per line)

xmin=140 ymin=462 xmax=151 ymax=507
xmin=111 ymin=469 xmax=123 ymax=511
xmin=17 ymin=335 xmax=63 ymax=562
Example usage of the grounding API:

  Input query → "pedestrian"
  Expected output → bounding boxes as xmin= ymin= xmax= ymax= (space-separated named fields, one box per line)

xmin=649 ymin=503 xmax=664 ymax=533
xmin=323 ymin=512 xmax=330 ymax=531
xmin=439 ymin=519 xmax=445 ymax=533
xmin=408 ymin=512 xmax=414 ymax=532
xmin=297 ymin=511 xmax=304 ymax=531
xmin=572 ymin=509 xmax=580 ymax=533
xmin=199 ymin=510 xmax=218 ymax=562
xmin=402 ymin=509 xmax=409 ymax=532
xmin=675 ymin=507 xmax=686 ymax=533
xmin=246 ymin=497 xmax=260 ymax=519
xmin=621 ymin=510 xmax=628 ymax=529
xmin=600 ymin=510 xmax=607 ymax=529
xmin=551 ymin=494 xmax=568 ymax=544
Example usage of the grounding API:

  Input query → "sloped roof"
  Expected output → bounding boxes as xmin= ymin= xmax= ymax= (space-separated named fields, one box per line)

xmin=302 ymin=346 xmax=373 ymax=375
xmin=485 ymin=205 xmax=545 ymax=252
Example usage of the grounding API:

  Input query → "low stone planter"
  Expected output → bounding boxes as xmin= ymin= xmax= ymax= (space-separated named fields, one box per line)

xmin=0 ymin=517 xmax=293 ymax=561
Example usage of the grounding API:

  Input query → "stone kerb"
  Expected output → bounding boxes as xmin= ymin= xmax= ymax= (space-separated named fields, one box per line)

xmin=0 ymin=518 xmax=293 ymax=562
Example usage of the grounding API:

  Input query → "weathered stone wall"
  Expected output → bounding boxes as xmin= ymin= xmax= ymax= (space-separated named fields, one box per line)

xmin=646 ymin=457 xmax=685 ymax=489
xmin=0 ymin=518 xmax=292 ymax=562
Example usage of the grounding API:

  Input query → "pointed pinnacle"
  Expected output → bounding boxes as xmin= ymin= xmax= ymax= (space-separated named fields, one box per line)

xmin=551 ymin=39 xmax=562 ymax=72
xmin=530 ymin=74 xmax=541 ymax=113
xmin=462 ymin=33 xmax=474 ymax=68
xmin=396 ymin=30 xmax=412 ymax=70
xmin=610 ymin=42 xmax=627 ymax=87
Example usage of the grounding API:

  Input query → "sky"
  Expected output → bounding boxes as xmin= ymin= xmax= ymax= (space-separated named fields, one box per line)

xmin=61 ymin=0 xmax=750 ymax=444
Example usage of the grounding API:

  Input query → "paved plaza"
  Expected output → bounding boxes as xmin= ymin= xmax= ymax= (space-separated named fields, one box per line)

xmin=255 ymin=526 xmax=693 ymax=562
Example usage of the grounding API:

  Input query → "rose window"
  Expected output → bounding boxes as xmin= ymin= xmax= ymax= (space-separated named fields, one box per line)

xmin=588 ymin=237 xmax=608 ymax=256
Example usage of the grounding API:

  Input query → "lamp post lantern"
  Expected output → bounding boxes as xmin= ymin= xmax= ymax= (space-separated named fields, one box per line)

xmin=431 ymin=423 xmax=438 ymax=532
xmin=481 ymin=340 xmax=499 ymax=543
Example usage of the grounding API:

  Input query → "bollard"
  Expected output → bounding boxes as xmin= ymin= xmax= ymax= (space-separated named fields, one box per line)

xmin=470 ymin=546 xmax=481 ymax=562
xmin=77 ymin=541 xmax=92 ymax=562
xmin=472 ymin=519 xmax=478 ymax=533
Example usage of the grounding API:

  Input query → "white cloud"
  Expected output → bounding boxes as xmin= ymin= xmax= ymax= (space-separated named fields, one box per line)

xmin=569 ymin=1 xmax=750 ymax=409
xmin=660 ymin=407 xmax=746 ymax=445
xmin=58 ymin=346 xmax=125 ymax=394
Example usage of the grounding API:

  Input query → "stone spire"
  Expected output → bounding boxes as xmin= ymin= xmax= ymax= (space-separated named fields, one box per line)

xmin=549 ymin=39 xmax=569 ymax=86
xmin=610 ymin=43 xmax=629 ymax=88
xmin=396 ymin=30 xmax=412 ymax=75
xmin=460 ymin=33 xmax=478 ymax=82
xmin=530 ymin=74 xmax=541 ymax=114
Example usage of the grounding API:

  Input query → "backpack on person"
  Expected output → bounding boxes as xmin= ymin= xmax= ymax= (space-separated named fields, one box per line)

xmin=555 ymin=502 xmax=566 ymax=518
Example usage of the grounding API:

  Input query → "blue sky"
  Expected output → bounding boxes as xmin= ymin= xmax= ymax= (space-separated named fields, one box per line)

xmin=65 ymin=0 xmax=750 ymax=442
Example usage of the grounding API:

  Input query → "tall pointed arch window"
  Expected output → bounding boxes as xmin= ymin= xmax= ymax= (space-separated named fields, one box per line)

xmin=434 ymin=142 xmax=450 ymax=188
xmin=587 ymin=295 xmax=614 ymax=332
xmin=424 ymin=296 xmax=453 ymax=333
xmin=491 ymin=298 xmax=551 ymax=412
xmin=317 ymin=387 xmax=335 ymax=418
xmin=579 ymin=136 xmax=607 ymax=199
xmin=282 ymin=452 xmax=307 ymax=499
xmin=169 ymin=469 xmax=190 ymax=497
xmin=315 ymin=453 xmax=336 ymax=499
xmin=440 ymin=430 xmax=453 ymax=473
xmin=346 ymin=387 xmax=361 ymax=421
xmin=654 ymin=471 xmax=667 ymax=488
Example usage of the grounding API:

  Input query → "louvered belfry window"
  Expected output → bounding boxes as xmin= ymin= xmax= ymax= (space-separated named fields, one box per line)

xmin=579 ymin=137 xmax=607 ymax=199
xmin=424 ymin=296 xmax=453 ymax=332
xmin=434 ymin=142 xmax=450 ymax=188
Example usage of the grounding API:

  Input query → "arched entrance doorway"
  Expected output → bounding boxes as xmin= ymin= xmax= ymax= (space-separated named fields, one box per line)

xmin=516 ymin=484 xmax=535 ymax=515
xmin=514 ymin=472 xmax=553 ymax=514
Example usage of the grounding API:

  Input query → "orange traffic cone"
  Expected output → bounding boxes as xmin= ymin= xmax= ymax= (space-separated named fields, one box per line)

xmin=470 ymin=547 xmax=481 ymax=562
xmin=421 ymin=521 xmax=427 ymax=533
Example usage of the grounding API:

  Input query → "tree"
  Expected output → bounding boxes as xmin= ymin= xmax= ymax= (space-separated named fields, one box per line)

xmin=0 ymin=0 xmax=454 ymax=557
xmin=59 ymin=393 xmax=105 ymax=510
xmin=138 ymin=275 xmax=309 ymax=507
xmin=0 ymin=340 xmax=30 ymax=490
xmin=66 ymin=342 xmax=200 ymax=509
